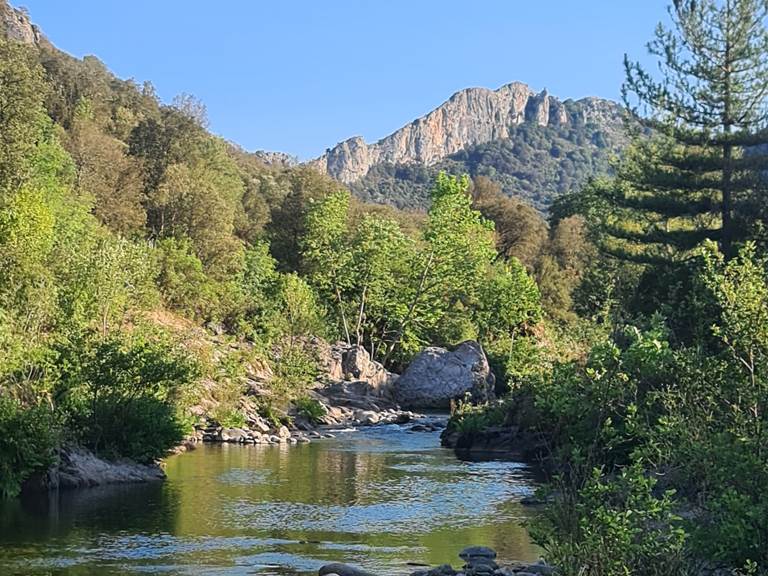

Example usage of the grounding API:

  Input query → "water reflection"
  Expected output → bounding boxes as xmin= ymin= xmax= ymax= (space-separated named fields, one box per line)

xmin=0 ymin=423 xmax=540 ymax=575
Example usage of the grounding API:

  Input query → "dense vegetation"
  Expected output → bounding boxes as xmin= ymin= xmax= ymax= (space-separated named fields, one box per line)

xmin=448 ymin=1 xmax=768 ymax=573
xmin=3 ymin=1 xmax=768 ymax=574
xmin=0 ymin=22 xmax=553 ymax=498
xmin=351 ymin=112 xmax=626 ymax=212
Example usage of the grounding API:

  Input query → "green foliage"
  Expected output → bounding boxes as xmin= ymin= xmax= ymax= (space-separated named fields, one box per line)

xmin=619 ymin=0 xmax=768 ymax=260
xmin=302 ymin=189 xmax=354 ymax=342
xmin=294 ymin=396 xmax=326 ymax=424
xmin=0 ymin=397 xmax=58 ymax=498
xmin=154 ymin=236 xmax=214 ymax=319
xmin=532 ymin=465 xmax=688 ymax=576
xmin=56 ymin=331 xmax=199 ymax=463
xmin=211 ymin=404 xmax=246 ymax=429
xmin=488 ymin=243 xmax=768 ymax=572
xmin=276 ymin=274 xmax=328 ymax=340
xmin=0 ymin=38 xmax=48 ymax=196
xmin=382 ymin=173 xmax=498 ymax=364
xmin=449 ymin=399 xmax=510 ymax=437
xmin=267 ymin=167 xmax=340 ymax=272
xmin=271 ymin=343 xmax=320 ymax=406
xmin=476 ymin=259 xmax=541 ymax=341
xmin=257 ymin=399 xmax=289 ymax=429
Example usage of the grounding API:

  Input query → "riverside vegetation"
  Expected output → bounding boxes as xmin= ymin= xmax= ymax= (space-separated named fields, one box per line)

xmin=443 ymin=1 xmax=768 ymax=574
xmin=2 ymin=0 xmax=768 ymax=575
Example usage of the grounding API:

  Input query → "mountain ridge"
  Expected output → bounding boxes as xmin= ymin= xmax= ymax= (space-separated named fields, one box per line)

xmin=309 ymin=82 xmax=626 ymax=186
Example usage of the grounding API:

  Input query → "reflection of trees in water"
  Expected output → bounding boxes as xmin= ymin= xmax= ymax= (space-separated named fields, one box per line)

xmin=0 ymin=481 xmax=177 ymax=543
xmin=0 ymin=434 xmax=543 ymax=574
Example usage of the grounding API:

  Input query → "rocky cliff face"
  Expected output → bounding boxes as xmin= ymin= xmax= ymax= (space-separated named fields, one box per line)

xmin=310 ymin=82 xmax=623 ymax=184
xmin=0 ymin=1 xmax=42 ymax=45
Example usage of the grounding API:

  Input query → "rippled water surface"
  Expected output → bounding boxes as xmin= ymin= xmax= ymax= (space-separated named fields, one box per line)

xmin=0 ymin=421 xmax=540 ymax=575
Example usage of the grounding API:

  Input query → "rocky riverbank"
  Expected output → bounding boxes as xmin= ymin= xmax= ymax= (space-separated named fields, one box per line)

xmin=186 ymin=339 xmax=493 ymax=448
xmin=30 ymin=339 xmax=496 ymax=491
xmin=318 ymin=546 xmax=553 ymax=576
xmin=184 ymin=406 xmax=427 ymax=448
xmin=23 ymin=445 xmax=165 ymax=492
xmin=440 ymin=423 xmax=547 ymax=462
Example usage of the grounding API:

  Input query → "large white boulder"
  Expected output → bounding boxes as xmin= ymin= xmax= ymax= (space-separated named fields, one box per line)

xmin=394 ymin=341 xmax=495 ymax=409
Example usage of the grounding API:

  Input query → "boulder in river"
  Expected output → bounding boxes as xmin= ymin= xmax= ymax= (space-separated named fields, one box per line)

xmin=394 ymin=341 xmax=495 ymax=409
xmin=318 ymin=563 xmax=378 ymax=576
xmin=323 ymin=343 xmax=398 ymax=397
xmin=24 ymin=446 xmax=165 ymax=491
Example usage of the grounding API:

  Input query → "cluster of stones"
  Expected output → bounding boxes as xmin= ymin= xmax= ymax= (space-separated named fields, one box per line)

xmin=318 ymin=547 xmax=554 ymax=576
xmin=188 ymin=421 xmax=334 ymax=446
xmin=408 ymin=422 xmax=445 ymax=433
xmin=186 ymin=407 xmax=428 ymax=448
xmin=410 ymin=547 xmax=554 ymax=576
xmin=339 ymin=408 xmax=421 ymax=427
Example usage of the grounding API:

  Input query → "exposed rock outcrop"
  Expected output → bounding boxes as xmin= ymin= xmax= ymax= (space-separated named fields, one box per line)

xmin=0 ymin=1 xmax=42 ymax=45
xmin=309 ymin=82 xmax=622 ymax=184
xmin=250 ymin=150 xmax=298 ymax=167
xmin=319 ymin=563 xmax=378 ymax=576
xmin=24 ymin=446 xmax=165 ymax=492
xmin=323 ymin=342 xmax=398 ymax=398
xmin=394 ymin=341 xmax=495 ymax=409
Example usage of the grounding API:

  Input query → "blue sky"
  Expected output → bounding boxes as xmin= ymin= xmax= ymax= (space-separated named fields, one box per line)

xmin=21 ymin=1 xmax=669 ymax=160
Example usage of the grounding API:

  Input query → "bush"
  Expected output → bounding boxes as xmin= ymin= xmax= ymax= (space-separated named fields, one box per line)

xmin=294 ymin=396 xmax=326 ymax=424
xmin=448 ymin=398 xmax=509 ymax=437
xmin=271 ymin=342 xmax=320 ymax=405
xmin=532 ymin=465 xmax=688 ymax=576
xmin=154 ymin=237 xmax=216 ymax=320
xmin=57 ymin=331 xmax=198 ymax=463
xmin=0 ymin=396 xmax=59 ymax=498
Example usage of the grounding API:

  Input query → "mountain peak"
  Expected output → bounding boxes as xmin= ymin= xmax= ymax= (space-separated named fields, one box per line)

xmin=310 ymin=82 xmax=617 ymax=184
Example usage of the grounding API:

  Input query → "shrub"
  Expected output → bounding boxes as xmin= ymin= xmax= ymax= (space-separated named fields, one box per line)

xmin=57 ymin=331 xmax=199 ymax=463
xmin=0 ymin=396 xmax=59 ymax=498
xmin=271 ymin=342 xmax=320 ymax=405
xmin=294 ymin=396 xmax=326 ymax=424
xmin=154 ymin=237 xmax=215 ymax=320
xmin=448 ymin=398 xmax=509 ymax=437
xmin=532 ymin=465 xmax=688 ymax=576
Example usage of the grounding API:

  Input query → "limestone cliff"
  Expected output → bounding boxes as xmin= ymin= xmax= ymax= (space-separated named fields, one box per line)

xmin=0 ymin=1 xmax=42 ymax=45
xmin=310 ymin=82 xmax=623 ymax=184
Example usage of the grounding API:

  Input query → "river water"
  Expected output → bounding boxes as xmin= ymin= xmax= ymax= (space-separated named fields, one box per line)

xmin=0 ymin=420 xmax=540 ymax=575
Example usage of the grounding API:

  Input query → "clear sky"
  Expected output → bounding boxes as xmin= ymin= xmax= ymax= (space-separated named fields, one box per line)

xmin=20 ymin=0 xmax=670 ymax=160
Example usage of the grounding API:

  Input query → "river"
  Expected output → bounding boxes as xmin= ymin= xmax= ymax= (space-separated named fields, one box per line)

xmin=0 ymin=419 xmax=540 ymax=575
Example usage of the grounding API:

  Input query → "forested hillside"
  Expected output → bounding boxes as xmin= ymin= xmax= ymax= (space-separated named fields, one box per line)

xmin=351 ymin=117 xmax=624 ymax=211
xmin=0 ymin=1 xmax=567 ymax=498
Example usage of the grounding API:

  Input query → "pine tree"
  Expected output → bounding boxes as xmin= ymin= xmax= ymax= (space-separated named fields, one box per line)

xmin=614 ymin=0 xmax=768 ymax=261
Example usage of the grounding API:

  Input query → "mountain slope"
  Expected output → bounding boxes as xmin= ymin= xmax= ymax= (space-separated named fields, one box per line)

xmin=311 ymin=83 xmax=627 ymax=211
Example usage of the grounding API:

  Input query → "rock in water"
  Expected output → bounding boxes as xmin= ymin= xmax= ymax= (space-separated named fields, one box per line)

xmin=26 ymin=446 xmax=166 ymax=490
xmin=394 ymin=341 xmax=495 ymax=409
xmin=318 ymin=563 xmax=378 ymax=576
xmin=459 ymin=546 xmax=497 ymax=562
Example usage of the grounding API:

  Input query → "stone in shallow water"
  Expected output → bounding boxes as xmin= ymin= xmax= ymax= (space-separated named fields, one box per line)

xmin=459 ymin=546 xmax=497 ymax=562
xmin=318 ymin=563 xmax=378 ymax=576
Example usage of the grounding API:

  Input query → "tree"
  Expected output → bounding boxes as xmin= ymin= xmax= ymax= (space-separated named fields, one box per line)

xmin=620 ymin=0 xmax=768 ymax=260
xmin=383 ymin=173 xmax=496 ymax=363
xmin=67 ymin=101 xmax=146 ymax=236
xmin=302 ymin=190 xmax=353 ymax=343
xmin=476 ymin=259 xmax=541 ymax=345
xmin=471 ymin=176 xmax=548 ymax=269
xmin=267 ymin=167 xmax=339 ymax=271
xmin=347 ymin=214 xmax=413 ymax=354
xmin=0 ymin=38 xmax=48 ymax=198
